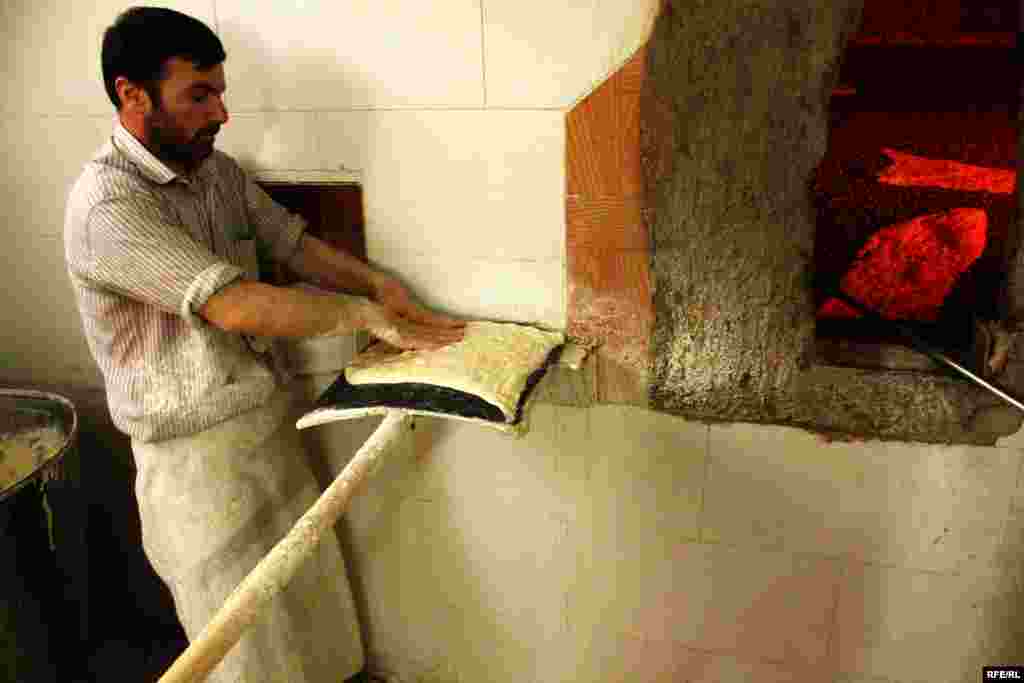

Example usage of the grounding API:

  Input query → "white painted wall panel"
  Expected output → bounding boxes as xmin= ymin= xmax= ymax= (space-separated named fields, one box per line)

xmin=216 ymin=0 xmax=485 ymax=110
xmin=317 ymin=109 xmax=564 ymax=262
xmin=483 ymin=0 xmax=659 ymax=108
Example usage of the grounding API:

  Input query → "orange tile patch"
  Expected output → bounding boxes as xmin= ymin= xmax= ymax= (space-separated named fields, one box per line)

xmin=567 ymin=248 xmax=653 ymax=359
xmin=565 ymin=44 xmax=652 ymax=402
xmin=566 ymin=52 xmax=645 ymax=199
xmin=567 ymin=196 xmax=648 ymax=251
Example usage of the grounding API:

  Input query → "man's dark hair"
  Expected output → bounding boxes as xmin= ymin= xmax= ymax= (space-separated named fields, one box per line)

xmin=102 ymin=6 xmax=227 ymax=111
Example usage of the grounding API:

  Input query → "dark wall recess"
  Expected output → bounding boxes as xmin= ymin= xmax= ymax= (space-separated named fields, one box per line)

xmin=255 ymin=183 xmax=366 ymax=287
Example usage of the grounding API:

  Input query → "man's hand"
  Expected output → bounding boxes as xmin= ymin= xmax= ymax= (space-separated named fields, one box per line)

xmin=367 ymin=273 xmax=467 ymax=351
xmin=362 ymin=302 xmax=466 ymax=351
xmin=372 ymin=273 xmax=466 ymax=330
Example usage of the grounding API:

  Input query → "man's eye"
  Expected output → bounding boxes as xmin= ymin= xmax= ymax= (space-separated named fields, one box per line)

xmin=193 ymin=95 xmax=207 ymax=103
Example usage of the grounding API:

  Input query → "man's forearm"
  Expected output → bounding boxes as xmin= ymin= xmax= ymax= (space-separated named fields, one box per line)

xmin=199 ymin=279 xmax=378 ymax=338
xmin=287 ymin=233 xmax=381 ymax=298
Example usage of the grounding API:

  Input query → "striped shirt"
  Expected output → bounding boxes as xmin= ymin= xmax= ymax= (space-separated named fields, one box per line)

xmin=64 ymin=120 xmax=308 ymax=443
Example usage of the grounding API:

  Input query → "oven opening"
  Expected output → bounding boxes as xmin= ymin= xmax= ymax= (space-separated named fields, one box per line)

xmin=811 ymin=0 xmax=1018 ymax=373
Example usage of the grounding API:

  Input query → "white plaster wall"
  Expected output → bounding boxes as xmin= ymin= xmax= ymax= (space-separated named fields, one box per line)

xmin=4 ymin=2 xmax=1023 ymax=681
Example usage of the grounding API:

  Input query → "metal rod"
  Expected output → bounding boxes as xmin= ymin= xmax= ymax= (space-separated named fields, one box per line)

xmin=826 ymin=287 xmax=1024 ymax=413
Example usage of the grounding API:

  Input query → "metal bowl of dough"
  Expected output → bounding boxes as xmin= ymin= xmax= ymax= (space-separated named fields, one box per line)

xmin=0 ymin=389 xmax=78 ymax=506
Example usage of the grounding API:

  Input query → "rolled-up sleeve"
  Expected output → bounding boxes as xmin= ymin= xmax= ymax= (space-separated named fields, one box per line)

xmin=77 ymin=194 xmax=244 ymax=326
xmin=242 ymin=173 xmax=308 ymax=265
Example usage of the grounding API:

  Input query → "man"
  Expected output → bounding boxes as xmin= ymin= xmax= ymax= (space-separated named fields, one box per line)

xmin=64 ymin=7 xmax=465 ymax=682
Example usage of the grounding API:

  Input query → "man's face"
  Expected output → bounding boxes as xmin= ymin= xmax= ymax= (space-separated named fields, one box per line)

xmin=143 ymin=57 xmax=229 ymax=172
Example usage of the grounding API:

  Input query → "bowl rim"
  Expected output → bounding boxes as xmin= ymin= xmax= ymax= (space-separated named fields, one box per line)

xmin=0 ymin=389 xmax=78 ymax=503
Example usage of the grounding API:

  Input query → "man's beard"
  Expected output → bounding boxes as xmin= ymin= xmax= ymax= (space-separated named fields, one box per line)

xmin=144 ymin=108 xmax=212 ymax=170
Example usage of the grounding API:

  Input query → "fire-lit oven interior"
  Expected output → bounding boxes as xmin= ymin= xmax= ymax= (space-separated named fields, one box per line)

xmin=811 ymin=0 xmax=1018 ymax=374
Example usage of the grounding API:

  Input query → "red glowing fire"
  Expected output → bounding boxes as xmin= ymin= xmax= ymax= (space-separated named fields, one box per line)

xmin=818 ymin=149 xmax=1017 ymax=322
xmin=876 ymin=148 xmax=1015 ymax=195
xmin=819 ymin=208 xmax=987 ymax=321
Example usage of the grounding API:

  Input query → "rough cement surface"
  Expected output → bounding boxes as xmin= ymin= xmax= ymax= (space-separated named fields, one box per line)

xmin=642 ymin=0 xmax=1023 ymax=444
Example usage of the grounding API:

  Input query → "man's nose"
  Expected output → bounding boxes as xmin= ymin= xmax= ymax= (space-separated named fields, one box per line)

xmin=214 ymin=96 xmax=229 ymax=126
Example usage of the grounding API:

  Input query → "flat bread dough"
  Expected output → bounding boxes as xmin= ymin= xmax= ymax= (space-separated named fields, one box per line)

xmin=344 ymin=321 xmax=565 ymax=421
xmin=0 ymin=423 xmax=66 ymax=493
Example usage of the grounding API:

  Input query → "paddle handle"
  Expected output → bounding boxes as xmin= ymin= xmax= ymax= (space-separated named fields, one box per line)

xmin=158 ymin=410 xmax=411 ymax=683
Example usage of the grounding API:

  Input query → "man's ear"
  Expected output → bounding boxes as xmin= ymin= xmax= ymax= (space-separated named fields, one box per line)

xmin=115 ymin=76 xmax=151 ymax=113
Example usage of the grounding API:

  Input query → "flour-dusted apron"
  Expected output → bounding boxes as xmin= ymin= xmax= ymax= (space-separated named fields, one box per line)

xmin=131 ymin=384 xmax=364 ymax=683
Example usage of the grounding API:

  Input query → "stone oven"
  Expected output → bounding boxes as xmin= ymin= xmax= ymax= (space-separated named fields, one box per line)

xmin=565 ymin=0 xmax=1020 ymax=444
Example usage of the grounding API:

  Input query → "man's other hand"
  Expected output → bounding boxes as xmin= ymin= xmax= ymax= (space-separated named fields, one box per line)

xmin=371 ymin=273 xmax=467 ymax=331
xmin=362 ymin=299 xmax=466 ymax=352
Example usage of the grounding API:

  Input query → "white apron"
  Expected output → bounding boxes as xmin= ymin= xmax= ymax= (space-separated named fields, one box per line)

xmin=131 ymin=384 xmax=364 ymax=683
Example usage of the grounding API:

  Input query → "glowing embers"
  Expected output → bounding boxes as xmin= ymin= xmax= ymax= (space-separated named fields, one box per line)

xmin=818 ymin=207 xmax=987 ymax=322
xmin=877 ymin=148 xmax=1016 ymax=195
xmin=816 ymin=147 xmax=1017 ymax=323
